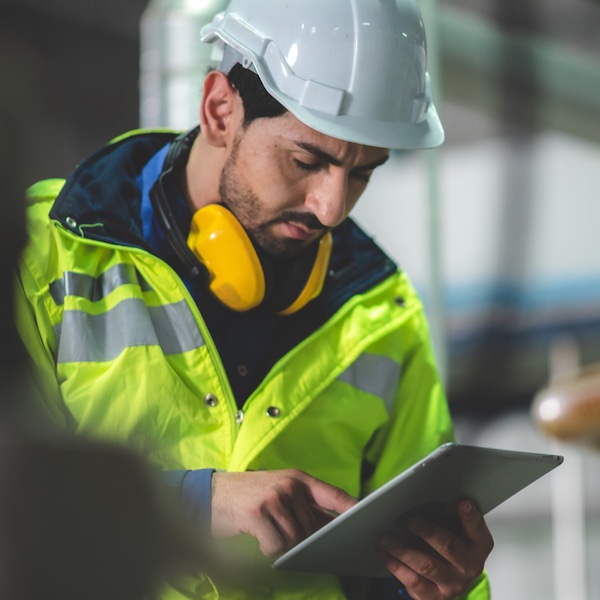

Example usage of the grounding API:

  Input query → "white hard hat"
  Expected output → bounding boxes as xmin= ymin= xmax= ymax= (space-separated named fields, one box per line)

xmin=200 ymin=0 xmax=444 ymax=150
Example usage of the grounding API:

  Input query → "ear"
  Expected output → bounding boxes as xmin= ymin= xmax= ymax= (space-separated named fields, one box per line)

xmin=200 ymin=71 xmax=242 ymax=147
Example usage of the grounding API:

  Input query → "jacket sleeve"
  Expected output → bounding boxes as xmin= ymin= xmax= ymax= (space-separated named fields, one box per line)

xmin=180 ymin=469 xmax=215 ymax=534
xmin=14 ymin=266 xmax=73 ymax=429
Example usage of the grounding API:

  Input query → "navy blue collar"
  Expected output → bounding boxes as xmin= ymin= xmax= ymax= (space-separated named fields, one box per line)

xmin=137 ymin=142 xmax=195 ymax=289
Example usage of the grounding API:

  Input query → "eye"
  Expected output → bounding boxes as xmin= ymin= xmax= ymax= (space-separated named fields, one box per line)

xmin=350 ymin=170 xmax=372 ymax=184
xmin=293 ymin=159 xmax=321 ymax=173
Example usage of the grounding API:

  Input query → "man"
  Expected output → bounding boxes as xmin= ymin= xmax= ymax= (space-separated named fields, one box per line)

xmin=15 ymin=0 xmax=493 ymax=598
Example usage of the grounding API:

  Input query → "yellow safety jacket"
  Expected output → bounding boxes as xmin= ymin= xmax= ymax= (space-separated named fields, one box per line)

xmin=15 ymin=131 xmax=490 ymax=599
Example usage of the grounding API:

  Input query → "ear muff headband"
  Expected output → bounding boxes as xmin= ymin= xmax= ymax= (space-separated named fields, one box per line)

xmin=149 ymin=128 xmax=209 ymax=281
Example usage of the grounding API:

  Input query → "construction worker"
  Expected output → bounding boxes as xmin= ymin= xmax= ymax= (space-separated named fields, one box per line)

xmin=15 ymin=1 xmax=493 ymax=598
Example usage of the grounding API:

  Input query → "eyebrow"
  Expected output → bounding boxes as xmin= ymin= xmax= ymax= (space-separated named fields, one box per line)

xmin=294 ymin=141 xmax=390 ymax=172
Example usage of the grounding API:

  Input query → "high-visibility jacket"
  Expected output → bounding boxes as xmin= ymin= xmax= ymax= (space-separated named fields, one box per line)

xmin=15 ymin=131 xmax=490 ymax=600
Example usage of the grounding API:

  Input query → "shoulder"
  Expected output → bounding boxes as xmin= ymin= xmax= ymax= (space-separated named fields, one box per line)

xmin=26 ymin=178 xmax=66 ymax=205
xmin=23 ymin=179 xmax=65 ymax=240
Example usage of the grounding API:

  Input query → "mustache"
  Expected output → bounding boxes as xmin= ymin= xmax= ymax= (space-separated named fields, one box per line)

xmin=268 ymin=211 xmax=327 ymax=231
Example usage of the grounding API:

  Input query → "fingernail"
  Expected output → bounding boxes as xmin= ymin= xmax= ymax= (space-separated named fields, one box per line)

xmin=463 ymin=501 xmax=473 ymax=514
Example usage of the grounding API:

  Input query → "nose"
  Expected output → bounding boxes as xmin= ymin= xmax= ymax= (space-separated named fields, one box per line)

xmin=304 ymin=173 xmax=348 ymax=228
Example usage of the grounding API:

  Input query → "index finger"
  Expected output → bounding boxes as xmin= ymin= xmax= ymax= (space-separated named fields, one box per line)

xmin=300 ymin=472 xmax=357 ymax=515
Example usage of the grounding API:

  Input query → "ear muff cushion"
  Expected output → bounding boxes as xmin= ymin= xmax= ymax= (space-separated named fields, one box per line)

xmin=270 ymin=232 xmax=333 ymax=315
xmin=187 ymin=205 xmax=265 ymax=312
xmin=260 ymin=244 xmax=320 ymax=313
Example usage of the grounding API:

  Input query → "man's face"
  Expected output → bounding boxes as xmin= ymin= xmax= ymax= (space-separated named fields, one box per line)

xmin=218 ymin=112 xmax=389 ymax=258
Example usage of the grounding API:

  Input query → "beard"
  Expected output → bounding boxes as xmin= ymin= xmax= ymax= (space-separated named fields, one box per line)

xmin=218 ymin=137 xmax=327 ymax=259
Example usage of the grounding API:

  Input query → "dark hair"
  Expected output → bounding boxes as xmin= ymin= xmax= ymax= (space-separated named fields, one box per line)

xmin=226 ymin=63 xmax=287 ymax=127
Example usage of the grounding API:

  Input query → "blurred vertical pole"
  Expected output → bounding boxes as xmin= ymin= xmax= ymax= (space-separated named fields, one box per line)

xmin=492 ymin=1 xmax=588 ymax=596
xmin=419 ymin=0 xmax=447 ymax=384
xmin=140 ymin=0 xmax=229 ymax=129
xmin=547 ymin=336 xmax=588 ymax=600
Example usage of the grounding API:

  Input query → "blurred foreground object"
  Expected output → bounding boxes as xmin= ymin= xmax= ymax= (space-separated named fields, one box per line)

xmin=140 ymin=0 xmax=228 ymax=129
xmin=0 ymin=429 xmax=198 ymax=600
xmin=1 ymin=34 xmax=199 ymax=599
xmin=532 ymin=362 xmax=600 ymax=448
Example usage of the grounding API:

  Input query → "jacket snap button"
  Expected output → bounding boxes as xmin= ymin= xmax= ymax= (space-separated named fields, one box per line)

xmin=66 ymin=216 xmax=77 ymax=228
xmin=266 ymin=406 xmax=281 ymax=418
xmin=204 ymin=393 xmax=218 ymax=407
xmin=396 ymin=296 xmax=406 ymax=307
xmin=236 ymin=410 xmax=244 ymax=424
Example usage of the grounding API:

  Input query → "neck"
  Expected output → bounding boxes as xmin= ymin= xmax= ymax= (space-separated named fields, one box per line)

xmin=184 ymin=133 xmax=226 ymax=213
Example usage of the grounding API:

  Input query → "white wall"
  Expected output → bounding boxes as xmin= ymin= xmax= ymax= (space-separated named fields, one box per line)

xmin=353 ymin=132 xmax=600 ymax=343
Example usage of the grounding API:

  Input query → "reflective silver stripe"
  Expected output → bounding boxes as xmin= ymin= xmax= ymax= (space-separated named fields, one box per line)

xmin=50 ymin=264 xmax=153 ymax=305
xmin=337 ymin=353 xmax=401 ymax=414
xmin=55 ymin=298 xmax=204 ymax=363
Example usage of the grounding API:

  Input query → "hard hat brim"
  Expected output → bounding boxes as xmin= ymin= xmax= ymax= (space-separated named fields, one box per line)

xmin=273 ymin=96 xmax=445 ymax=150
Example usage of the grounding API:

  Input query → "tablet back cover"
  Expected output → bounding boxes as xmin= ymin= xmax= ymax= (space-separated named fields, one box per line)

xmin=273 ymin=443 xmax=563 ymax=577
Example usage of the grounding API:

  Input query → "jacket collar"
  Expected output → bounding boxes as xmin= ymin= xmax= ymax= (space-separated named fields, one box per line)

xmin=49 ymin=130 xmax=177 ymax=248
xmin=48 ymin=130 xmax=398 ymax=314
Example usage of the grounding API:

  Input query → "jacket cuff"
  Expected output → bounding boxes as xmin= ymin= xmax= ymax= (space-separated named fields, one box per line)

xmin=157 ymin=469 xmax=189 ymax=514
xmin=181 ymin=468 xmax=216 ymax=534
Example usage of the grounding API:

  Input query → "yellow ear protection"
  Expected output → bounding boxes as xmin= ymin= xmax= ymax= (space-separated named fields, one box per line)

xmin=150 ymin=128 xmax=332 ymax=314
xmin=187 ymin=205 xmax=332 ymax=313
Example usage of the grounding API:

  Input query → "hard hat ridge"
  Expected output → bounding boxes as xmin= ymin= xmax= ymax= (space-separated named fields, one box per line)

xmin=219 ymin=44 xmax=257 ymax=77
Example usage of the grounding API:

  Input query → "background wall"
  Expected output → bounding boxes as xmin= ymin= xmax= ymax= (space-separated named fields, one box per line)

xmin=354 ymin=131 xmax=600 ymax=413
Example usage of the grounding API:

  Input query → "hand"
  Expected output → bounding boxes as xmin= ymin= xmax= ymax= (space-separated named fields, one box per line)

xmin=378 ymin=499 xmax=493 ymax=600
xmin=211 ymin=469 xmax=356 ymax=557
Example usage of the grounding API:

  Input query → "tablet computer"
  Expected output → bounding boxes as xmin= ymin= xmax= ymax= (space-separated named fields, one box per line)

xmin=273 ymin=443 xmax=563 ymax=577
